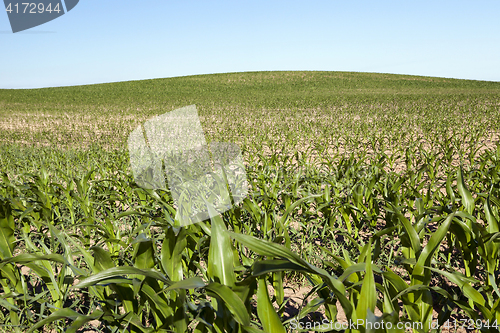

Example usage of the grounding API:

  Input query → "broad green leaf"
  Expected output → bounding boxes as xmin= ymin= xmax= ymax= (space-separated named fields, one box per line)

xmin=243 ymin=326 xmax=266 ymax=333
xmin=133 ymin=234 xmax=155 ymax=269
xmin=485 ymin=194 xmax=499 ymax=233
xmin=446 ymin=171 xmax=456 ymax=205
xmin=272 ymin=271 xmax=284 ymax=306
xmin=207 ymin=203 xmax=236 ymax=287
xmin=389 ymin=205 xmax=421 ymax=254
xmin=161 ymin=227 xmax=186 ymax=281
xmin=91 ymin=246 xmax=114 ymax=272
xmin=457 ymin=168 xmax=474 ymax=215
xmin=356 ymin=243 xmax=377 ymax=322
xmin=0 ymin=201 xmax=15 ymax=260
xmin=412 ymin=213 xmax=455 ymax=286
xmin=140 ymin=283 xmax=173 ymax=323
xmin=166 ymin=277 xmax=206 ymax=291
xmin=256 ymin=277 xmax=285 ymax=333
xmin=383 ymin=267 xmax=420 ymax=322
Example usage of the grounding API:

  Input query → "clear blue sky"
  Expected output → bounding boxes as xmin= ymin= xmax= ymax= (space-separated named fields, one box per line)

xmin=1 ymin=0 xmax=499 ymax=88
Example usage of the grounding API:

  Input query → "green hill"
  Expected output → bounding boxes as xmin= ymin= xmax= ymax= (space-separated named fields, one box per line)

xmin=1 ymin=71 xmax=499 ymax=154
xmin=1 ymin=71 xmax=499 ymax=109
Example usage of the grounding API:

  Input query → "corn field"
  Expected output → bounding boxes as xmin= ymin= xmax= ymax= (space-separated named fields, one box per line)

xmin=0 ymin=71 xmax=500 ymax=332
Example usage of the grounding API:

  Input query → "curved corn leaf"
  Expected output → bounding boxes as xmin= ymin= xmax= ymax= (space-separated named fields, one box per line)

xmin=391 ymin=284 xmax=431 ymax=301
xmin=27 ymin=308 xmax=103 ymax=333
xmin=280 ymin=194 xmax=322 ymax=227
xmin=412 ymin=213 xmax=455 ymax=286
xmin=296 ymin=297 xmax=325 ymax=321
xmin=65 ymin=310 xmax=105 ymax=333
xmin=206 ymin=282 xmax=250 ymax=327
xmin=0 ymin=253 xmax=68 ymax=267
xmin=425 ymin=266 xmax=484 ymax=306
xmin=73 ymin=267 xmax=168 ymax=288
xmin=228 ymin=232 xmax=344 ymax=292
xmin=228 ymin=231 xmax=353 ymax=319
xmin=389 ymin=205 xmax=421 ymax=254
xmin=252 ymin=259 xmax=310 ymax=276
xmin=457 ymin=168 xmax=474 ymax=215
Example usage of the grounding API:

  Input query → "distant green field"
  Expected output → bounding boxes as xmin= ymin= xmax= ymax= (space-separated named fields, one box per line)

xmin=1 ymin=71 xmax=500 ymax=332
xmin=1 ymin=71 xmax=499 ymax=173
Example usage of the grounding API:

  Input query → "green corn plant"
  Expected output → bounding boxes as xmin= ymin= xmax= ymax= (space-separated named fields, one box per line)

xmin=384 ymin=199 xmax=457 ymax=332
xmin=0 ymin=198 xmax=23 ymax=333
xmin=2 ymin=71 xmax=500 ymax=333
xmin=229 ymin=231 xmax=353 ymax=329
xmin=482 ymin=193 xmax=500 ymax=309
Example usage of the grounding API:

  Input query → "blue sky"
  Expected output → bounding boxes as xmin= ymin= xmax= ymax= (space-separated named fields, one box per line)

xmin=1 ymin=0 xmax=499 ymax=88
